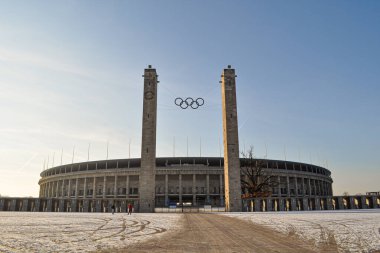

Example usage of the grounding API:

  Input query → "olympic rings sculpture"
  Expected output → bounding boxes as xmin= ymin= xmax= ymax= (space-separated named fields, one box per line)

xmin=174 ymin=97 xmax=205 ymax=109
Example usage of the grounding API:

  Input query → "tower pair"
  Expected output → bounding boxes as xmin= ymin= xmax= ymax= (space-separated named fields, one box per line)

xmin=139 ymin=65 xmax=242 ymax=212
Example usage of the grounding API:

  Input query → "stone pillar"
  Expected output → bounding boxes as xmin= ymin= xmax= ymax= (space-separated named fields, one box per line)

xmin=315 ymin=197 xmax=321 ymax=210
xmin=114 ymin=175 xmax=118 ymax=198
xmin=372 ymin=196 xmax=378 ymax=208
xmin=295 ymin=177 xmax=298 ymax=197
xmin=46 ymin=183 xmax=49 ymax=197
xmin=337 ymin=197 xmax=344 ymax=209
xmin=61 ymin=180 xmax=65 ymax=197
xmin=71 ymin=199 xmax=77 ymax=212
xmin=279 ymin=198 xmax=285 ymax=211
xmin=165 ymin=174 xmax=169 ymax=206
xmin=206 ymin=174 xmax=210 ymax=204
xmin=361 ymin=196 xmax=367 ymax=209
xmin=254 ymin=198 xmax=261 ymax=212
xmin=68 ymin=180 xmax=71 ymax=198
xmin=75 ymin=178 xmax=79 ymax=199
xmin=126 ymin=175 xmax=130 ymax=198
xmin=83 ymin=178 xmax=87 ymax=198
xmin=303 ymin=198 xmax=309 ymax=211
xmin=179 ymin=174 xmax=182 ymax=204
xmin=59 ymin=199 xmax=64 ymax=211
xmin=48 ymin=183 xmax=51 ymax=198
xmin=34 ymin=199 xmax=41 ymax=212
xmin=349 ymin=197 xmax=356 ymax=209
xmin=219 ymin=174 xmax=224 ymax=206
xmin=52 ymin=182 xmax=56 ymax=197
xmin=22 ymin=199 xmax=28 ymax=211
xmin=326 ymin=197 xmax=333 ymax=210
xmin=313 ymin=179 xmax=317 ymax=196
xmin=302 ymin=178 xmax=305 ymax=197
xmin=286 ymin=176 xmax=290 ymax=197
xmin=290 ymin=198 xmax=297 ymax=211
xmin=192 ymin=174 xmax=196 ymax=206
xmin=221 ymin=66 xmax=242 ymax=212
xmin=56 ymin=181 xmax=59 ymax=198
xmin=103 ymin=176 xmax=106 ymax=199
xmin=266 ymin=198 xmax=273 ymax=211
xmin=46 ymin=199 xmax=52 ymax=212
xmin=308 ymin=178 xmax=312 ymax=197
xmin=96 ymin=200 xmax=102 ymax=212
xmin=278 ymin=176 xmax=281 ymax=196
xmin=44 ymin=183 xmax=48 ymax=197
xmin=121 ymin=200 xmax=127 ymax=213
xmin=139 ymin=66 xmax=158 ymax=213
xmin=83 ymin=199 xmax=89 ymax=212
xmin=93 ymin=177 xmax=96 ymax=199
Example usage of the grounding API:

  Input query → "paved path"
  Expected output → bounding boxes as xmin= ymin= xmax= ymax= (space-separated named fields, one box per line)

xmin=110 ymin=214 xmax=337 ymax=253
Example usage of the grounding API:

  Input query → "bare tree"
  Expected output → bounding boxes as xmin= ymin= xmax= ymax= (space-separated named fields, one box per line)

xmin=240 ymin=146 xmax=278 ymax=198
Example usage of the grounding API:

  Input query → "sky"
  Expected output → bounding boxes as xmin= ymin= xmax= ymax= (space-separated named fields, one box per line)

xmin=0 ymin=0 xmax=379 ymax=197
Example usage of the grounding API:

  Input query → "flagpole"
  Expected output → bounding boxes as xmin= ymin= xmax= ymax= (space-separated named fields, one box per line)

xmin=106 ymin=141 xmax=109 ymax=160
xmin=88 ymin=143 xmax=90 ymax=161
xmin=72 ymin=146 xmax=75 ymax=164
xmin=60 ymin=148 xmax=63 ymax=165
xmin=128 ymin=138 xmax=131 ymax=159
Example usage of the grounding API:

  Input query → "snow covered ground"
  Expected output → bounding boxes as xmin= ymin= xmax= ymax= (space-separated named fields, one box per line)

xmin=222 ymin=209 xmax=380 ymax=253
xmin=0 ymin=212 xmax=183 ymax=253
xmin=1 ymin=210 xmax=379 ymax=252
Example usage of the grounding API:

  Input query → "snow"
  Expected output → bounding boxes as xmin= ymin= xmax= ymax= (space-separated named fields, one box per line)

xmin=0 ymin=212 xmax=183 ymax=253
xmin=1 ymin=210 xmax=379 ymax=252
xmin=221 ymin=209 xmax=380 ymax=253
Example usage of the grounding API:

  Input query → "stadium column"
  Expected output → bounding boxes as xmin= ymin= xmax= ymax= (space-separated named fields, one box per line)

xmin=68 ymin=180 xmax=71 ymax=198
xmin=179 ymin=174 xmax=182 ymax=204
xmin=286 ymin=176 xmax=290 ymax=197
xmin=302 ymin=178 xmax=305 ymax=196
xmin=83 ymin=178 xmax=87 ymax=198
xmin=75 ymin=178 xmax=79 ymax=198
xmin=61 ymin=180 xmax=65 ymax=197
xmin=56 ymin=181 xmax=59 ymax=198
xmin=165 ymin=174 xmax=168 ymax=205
xmin=114 ymin=175 xmax=117 ymax=198
xmin=126 ymin=176 xmax=130 ymax=198
xmin=219 ymin=174 xmax=224 ymax=206
xmin=139 ymin=65 xmax=158 ymax=213
xmin=103 ymin=176 xmax=106 ymax=198
xmin=221 ymin=65 xmax=242 ymax=212
xmin=192 ymin=174 xmax=196 ymax=205
xmin=92 ymin=177 xmax=96 ymax=199
xmin=206 ymin=174 xmax=210 ymax=203
xmin=308 ymin=179 xmax=312 ymax=197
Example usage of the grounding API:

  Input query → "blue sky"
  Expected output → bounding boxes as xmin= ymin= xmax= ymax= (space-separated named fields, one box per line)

xmin=0 ymin=0 xmax=379 ymax=197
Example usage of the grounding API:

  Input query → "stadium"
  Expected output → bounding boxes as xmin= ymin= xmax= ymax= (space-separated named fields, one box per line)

xmin=1 ymin=66 xmax=379 ymax=212
xmin=37 ymin=157 xmax=333 ymax=212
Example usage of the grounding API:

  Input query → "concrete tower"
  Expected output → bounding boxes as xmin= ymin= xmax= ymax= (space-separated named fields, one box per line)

xmin=139 ymin=65 xmax=158 ymax=213
xmin=221 ymin=65 xmax=242 ymax=212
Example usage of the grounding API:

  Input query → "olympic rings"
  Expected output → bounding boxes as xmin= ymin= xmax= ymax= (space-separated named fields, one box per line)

xmin=174 ymin=97 xmax=205 ymax=109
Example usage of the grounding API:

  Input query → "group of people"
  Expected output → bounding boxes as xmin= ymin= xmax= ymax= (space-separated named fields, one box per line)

xmin=111 ymin=203 xmax=133 ymax=215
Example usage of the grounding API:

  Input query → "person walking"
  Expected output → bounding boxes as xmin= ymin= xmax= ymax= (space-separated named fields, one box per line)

xmin=111 ymin=204 xmax=115 ymax=215
xmin=127 ymin=203 xmax=133 ymax=215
